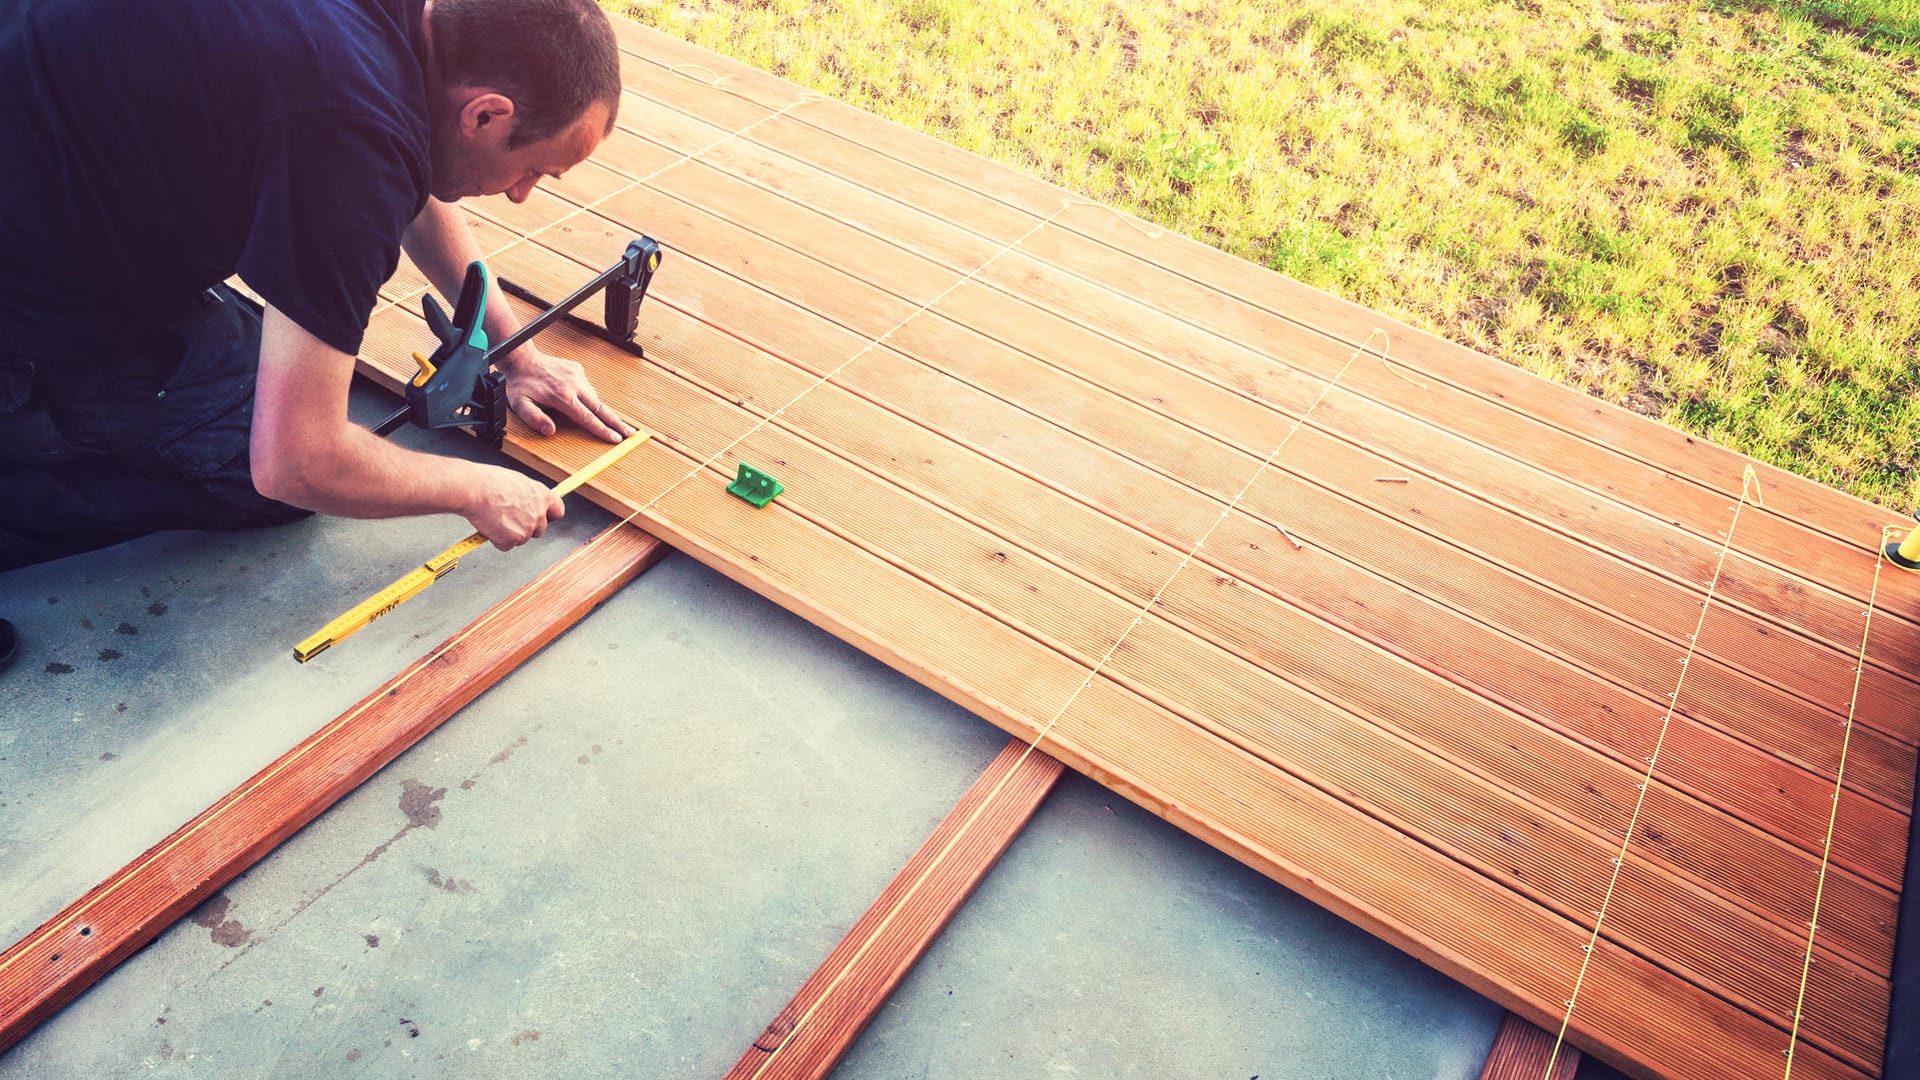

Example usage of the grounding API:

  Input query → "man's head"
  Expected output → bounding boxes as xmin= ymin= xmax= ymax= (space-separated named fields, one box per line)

xmin=423 ymin=0 xmax=622 ymax=202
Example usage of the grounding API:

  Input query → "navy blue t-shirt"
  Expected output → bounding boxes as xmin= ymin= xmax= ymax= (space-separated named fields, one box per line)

xmin=0 ymin=0 xmax=431 ymax=358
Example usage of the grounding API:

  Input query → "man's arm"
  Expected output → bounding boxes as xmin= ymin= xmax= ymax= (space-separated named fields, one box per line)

xmin=402 ymin=198 xmax=633 ymax=442
xmin=249 ymin=305 xmax=563 ymax=550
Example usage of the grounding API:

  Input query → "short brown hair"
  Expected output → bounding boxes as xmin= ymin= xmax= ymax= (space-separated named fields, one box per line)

xmin=430 ymin=0 xmax=621 ymax=148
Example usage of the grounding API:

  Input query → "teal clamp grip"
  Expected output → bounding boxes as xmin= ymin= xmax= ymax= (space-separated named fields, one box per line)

xmin=727 ymin=463 xmax=784 ymax=508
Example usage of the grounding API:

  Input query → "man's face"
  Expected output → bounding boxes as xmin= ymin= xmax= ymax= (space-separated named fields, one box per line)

xmin=432 ymin=97 xmax=609 ymax=203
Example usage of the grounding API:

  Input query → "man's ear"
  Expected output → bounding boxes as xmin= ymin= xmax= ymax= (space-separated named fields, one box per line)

xmin=456 ymin=90 xmax=517 ymax=143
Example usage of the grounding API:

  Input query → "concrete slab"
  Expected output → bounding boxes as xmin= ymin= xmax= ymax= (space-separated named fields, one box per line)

xmin=2 ymin=384 xmax=1515 ymax=1077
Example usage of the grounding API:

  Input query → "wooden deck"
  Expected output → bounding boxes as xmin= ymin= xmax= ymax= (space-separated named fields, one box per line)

xmin=356 ymin=17 xmax=1915 ymax=1079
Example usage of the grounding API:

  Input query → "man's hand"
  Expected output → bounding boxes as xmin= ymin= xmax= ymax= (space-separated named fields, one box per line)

xmin=496 ymin=345 xmax=634 ymax=442
xmin=252 ymin=306 xmax=566 ymax=552
xmin=460 ymin=467 xmax=566 ymax=550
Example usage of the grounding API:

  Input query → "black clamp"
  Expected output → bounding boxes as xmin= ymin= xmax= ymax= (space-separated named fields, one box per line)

xmin=374 ymin=236 xmax=664 ymax=450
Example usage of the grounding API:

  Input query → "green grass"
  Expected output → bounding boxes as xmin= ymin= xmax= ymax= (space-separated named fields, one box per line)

xmin=613 ymin=0 xmax=1920 ymax=508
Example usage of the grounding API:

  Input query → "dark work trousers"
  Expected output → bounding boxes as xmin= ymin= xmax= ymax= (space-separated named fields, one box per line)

xmin=0 ymin=286 xmax=310 ymax=571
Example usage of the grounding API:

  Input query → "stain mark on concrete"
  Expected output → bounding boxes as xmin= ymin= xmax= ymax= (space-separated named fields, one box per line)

xmin=45 ymin=595 xmax=57 ymax=605
xmin=421 ymin=867 xmax=476 ymax=894
xmin=99 ymin=752 xmax=117 ymax=762
xmin=314 ymin=986 xmax=325 ymax=998
xmin=511 ymin=1030 xmax=541 ymax=1046
xmin=99 ymin=648 xmax=122 ymax=662
xmin=148 ymin=602 xmax=168 ymax=617
xmin=141 ymin=586 xmax=150 ymax=598
xmin=489 ymin=734 xmax=530 ymax=765
xmin=399 ymin=780 xmax=446 ymax=828
xmin=45 ymin=662 xmax=74 ymax=675
xmin=79 ymin=617 xmax=93 ymax=630
xmin=116 ymin=622 xmax=139 ymax=636
xmin=364 ymin=933 xmax=380 ymax=948
xmin=577 ymin=754 xmax=590 ymax=765
xmin=459 ymin=779 xmax=476 ymax=790
xmin=399 ymin=1017 xmax=420 ymax=1038
xmin=190 ymin=893 xmax=253 ymax=948
xmin=158 ymin=1038 xmax=174 ymax=1060
xmin=346 ymin=1049 xmax=361 ymax=1063
xmin=115 ymin=702 xmax=128 ymax=713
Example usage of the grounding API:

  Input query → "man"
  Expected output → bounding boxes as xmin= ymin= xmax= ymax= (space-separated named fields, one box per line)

xmin=0 ymin=0 xmax=634 ymax=576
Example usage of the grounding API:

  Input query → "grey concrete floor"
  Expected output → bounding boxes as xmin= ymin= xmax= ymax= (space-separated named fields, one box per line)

xmin=0 ymin=383 xmax=1540 ymax=1078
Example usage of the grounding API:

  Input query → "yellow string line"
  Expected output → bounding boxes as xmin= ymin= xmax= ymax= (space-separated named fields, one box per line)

xmin=370 ymin=73 xmax=823 ymax=325
xmin=616 ymin=199 xmax=1076 ymax=518
xmin=738 ymin=326 xmax=1388 ymax=1074
xmin=1541 ymin=464 xmax=1764 ymax=1079
xmin=1781 ymin=524 xmax=1891 ymax=1078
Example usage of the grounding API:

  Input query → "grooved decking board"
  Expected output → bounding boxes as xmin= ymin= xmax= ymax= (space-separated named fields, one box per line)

xmin=355 ymin=16 xmax=1914 ymax=1078
xmin=0 ymin=525 xmax=668 ymax=1053
xmin=1481 ymin=1013 xmax=1582 ymax=1080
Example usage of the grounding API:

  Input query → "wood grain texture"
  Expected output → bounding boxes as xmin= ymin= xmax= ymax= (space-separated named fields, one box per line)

xmin=351 ymin=16 xmax=1910 ymax=1078
xmin=727 ymin=740 xmax=1064 ymax=1080
xmin=1480 ymin=1013 xmax=1582 ymax=1080
xmin=0 ymin=525 xmax=667 ymax=1054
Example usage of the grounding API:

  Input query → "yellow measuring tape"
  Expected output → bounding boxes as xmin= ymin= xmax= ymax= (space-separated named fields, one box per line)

xmin=293 ymin=429 xmax=652 ymax=663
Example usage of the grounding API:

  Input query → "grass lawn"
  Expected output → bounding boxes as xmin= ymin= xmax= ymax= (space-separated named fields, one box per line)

xmin=614 ymin=0 xmax=1920 ymax=509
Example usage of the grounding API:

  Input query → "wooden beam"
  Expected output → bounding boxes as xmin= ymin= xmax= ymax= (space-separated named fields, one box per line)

xmin=0 ymin=523 xmax=669 ymax=1053
xmin=728 ymin=739 xmax=1064 ymax=1079
xmin=1480 ymin=1012 xmax=1581 ymax=1080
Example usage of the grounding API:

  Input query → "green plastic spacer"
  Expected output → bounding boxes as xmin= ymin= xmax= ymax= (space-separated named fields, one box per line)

xmin=726 ymin=463 xmax=784 ymax=508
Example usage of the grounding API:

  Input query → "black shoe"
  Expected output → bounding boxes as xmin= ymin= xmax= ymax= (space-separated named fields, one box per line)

xmin=0 ymin=619 xmax=15 ymax=672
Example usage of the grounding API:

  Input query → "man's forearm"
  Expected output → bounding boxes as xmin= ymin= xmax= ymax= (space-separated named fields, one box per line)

xmin=260 ymin=419 xmax=494 ymax=522
xmin=402 ymin=198 xmax=531 ymax=369
xmin=251 ymin=305 xmax=562 ymax=548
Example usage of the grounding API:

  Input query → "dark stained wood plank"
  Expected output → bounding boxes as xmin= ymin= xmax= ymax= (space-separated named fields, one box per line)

xmin=0 ymin=525 xmax=668 ymax=1053
xmin=727 ymin=740 xmax=1063 ymax=1079
xmin=1480 ymin=1013 xmax=1581 ymax=1080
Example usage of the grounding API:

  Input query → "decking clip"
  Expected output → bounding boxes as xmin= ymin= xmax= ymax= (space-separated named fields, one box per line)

xmin=727 ymin=463 xmax=784 ymax=508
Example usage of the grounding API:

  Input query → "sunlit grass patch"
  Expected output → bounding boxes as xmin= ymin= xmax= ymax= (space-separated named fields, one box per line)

xmin=615 ymin=0 xmax=1920 ymax=508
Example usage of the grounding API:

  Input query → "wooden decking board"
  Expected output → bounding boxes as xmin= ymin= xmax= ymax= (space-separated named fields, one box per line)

xmin=1152 ymin=552 xmax=1899 ymax=969
xmin=468 ymin=147 xmax=1920 ymax=895
xmin=610 ymin=27 xmax=1904 ymax=607
xmin=366 ymin=286 xmax=1881 ymax=1068
xmin=546 ymin=254 xmax=1904 ymax=973
xmin=418 ymin=230 xmax=1903 ymax=934
xmin=1104 ymin=614 xmax=1886 ymax=1069
xmin=1481 ymin=1013 xmax=1583 ymax=1080
xmin=1052 ymin=680 xmax=1866 ymax=1080
xmin=1044 ymin=172 xmax=1900 ymax=553
xmin=514 ymin=189 xmax=1917 ymax=814
xmin=357 ymin=20 xmax=1911 ymax=1074
xmin=529 ymin=119 xmax=1920 ymax=757
xmin=643 ymin=99 xmax=1919 ymax=749
xmin=375 ymin=257 xmax=1892 ymax=1031
xmin=611 ymin=20 xmax=1894 ymax=565
xmin=1234 ymin=466 xmax=1915 ymax=812
xmin=401 ymin=224 xmax=1889 ymax=1060
xmin=1006 ymin=219 xmax=1909 ymax=599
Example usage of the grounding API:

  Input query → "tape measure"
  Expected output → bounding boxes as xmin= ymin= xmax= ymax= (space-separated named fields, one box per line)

xmin=293 ymin=429 xmax=652 ymax=663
